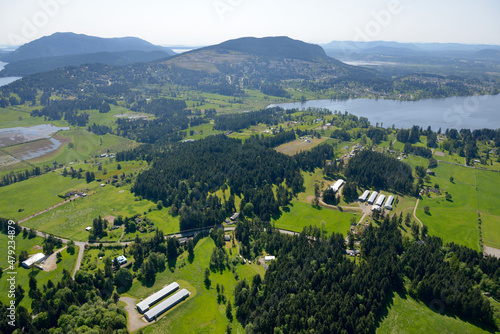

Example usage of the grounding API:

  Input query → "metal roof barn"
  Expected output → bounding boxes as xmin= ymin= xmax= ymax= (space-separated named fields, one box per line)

xmin=144 ymin=289 xmax=190 ymax=322
xmin=384 ymin=195 xmax=395 ymax=210
xmin=375 ymin=194 xmax=386 ymax=206
xmin=22 ymin=253 xmax=45 ymax=269
xmin=359 ymin=190 xmax=370 ymax=201
xmin=330 ymin=179 xmax=345 ymax=193
xmin=367 ymin=191 xmax=378 ymax=204
xmin=136 ymin=282 xmax=180 ymax=314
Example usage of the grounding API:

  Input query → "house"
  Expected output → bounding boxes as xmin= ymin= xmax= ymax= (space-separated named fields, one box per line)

xmin=358 ymin=190 xmax=370 ymax=202
xmin=86 ymin=226 xmax=92 ymax=231
xmin=330 ymin=179 xmax=345 ymax=193
xmin=116 ymin=255 xmax=127 ymax=265
xmin=426 ymin=169 xmax=435 ymax=176
xmin=230 ymin=212 xmax=239 ymax=221
xmin=224 ymin=234 xmax=231 ymax=242
xmin=100 ymin=183 xmax=106 ymax=187
xmin=22 ymin=253 xmax=45 ymax=269
xmin=136 ymin=282 xmax=180 ymax=314
xmin=144 ymin=289 xmax=190 ymax=322
xmin=367 ymin=191 xmax=378 ymax=204
xmin=264 ymin=256 xmax=276 ymax=261
xmin=384 ymin=195 xmax=395 ymax=210
xmin=346 ymin=249 xmax=360 ymax=256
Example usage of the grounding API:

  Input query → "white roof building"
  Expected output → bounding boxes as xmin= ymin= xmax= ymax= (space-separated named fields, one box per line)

xmin=385 ymin=195 xmax=395 ymax=210
xmin=22 ymin=253 xmax=45 ymax=269
xmin=144 ymin=289 xmax=190 ymax=322
xmin=330 ymin=179 xmax=345 ymax=193
xmin=136 ymin=282 xmax=180 ymax=314
xmin=359 ymin=190 xmax=370 ymax=202
xmin=375 ymin=194 xmax=386 ymax=207
xmin=264 ymin=256 xmax=276 ymax=262
xmin=367 ymin=191 xmax=378 ymax=204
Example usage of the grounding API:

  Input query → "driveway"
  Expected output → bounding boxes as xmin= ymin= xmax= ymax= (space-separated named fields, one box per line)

xmin=120 ymin=296 xmax=150 ymax=332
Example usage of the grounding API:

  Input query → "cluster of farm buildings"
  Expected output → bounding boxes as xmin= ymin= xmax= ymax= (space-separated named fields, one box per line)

xmin=359 ymin=190 xmax=394 ymax=211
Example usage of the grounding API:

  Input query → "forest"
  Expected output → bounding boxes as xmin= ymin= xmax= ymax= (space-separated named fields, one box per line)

xmin=344 ymin=150 xmax=414 ymax=195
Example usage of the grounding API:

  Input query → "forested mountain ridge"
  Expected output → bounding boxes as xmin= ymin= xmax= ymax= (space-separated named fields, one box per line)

xmin=1 ymin=32 xmax=175 ymax=62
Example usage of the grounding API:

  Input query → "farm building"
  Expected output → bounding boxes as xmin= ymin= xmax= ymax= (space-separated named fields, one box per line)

xmin=264 ymin=256 xmax=276 ymax=261
xmin=358 ymin=190 xmax=370 ymax=202
xmin=330 ymin=179 xmax=345 ymax=193
xmin=224 ymin=234 xmax=231 ymax=242
xmin=22 ymin=253 xmax=45 ymax=269
xmin=385 ymin=195 xmax=395 ymax=210
xmin=375 ymin=194 xmax=386 ymax=207
xmin=230 ymin=212 xmax=239 ymax=221
xmin=136 ymin=282 xmax=180 ymax=314
xmin=144 ymin=289 xmax=190 ymax=322
xmin=367 ymin=191 xmax=378 ymax=204
xmin=372 ymin=205 xmax=381 ymax=212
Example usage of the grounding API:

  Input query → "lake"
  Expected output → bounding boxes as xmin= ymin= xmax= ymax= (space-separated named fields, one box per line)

xmin=0 ymin=61 xmax=22 ymax=87
xmin=271 ymin=95 xmax=500 ymax=130
xmin=0 ymin=124 xmax=70 ymax=147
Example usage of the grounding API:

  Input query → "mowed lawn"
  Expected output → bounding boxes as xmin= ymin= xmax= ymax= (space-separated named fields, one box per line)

xmin=128 ymin=237 xmax=260 ymax=334
xmin=376 ymin=292 xmax=492 ymax=334
xmin=482 ymin=213 xmax=500 ymax=249
xmin=273 ymin=201 xmax=354 ymax=236
xmin=22 ymin=186 xmax=157 ymax=241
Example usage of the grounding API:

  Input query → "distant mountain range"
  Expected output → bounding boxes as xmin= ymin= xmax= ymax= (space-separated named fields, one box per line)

xmin=0 ymin=32 xmax=175 ymax=76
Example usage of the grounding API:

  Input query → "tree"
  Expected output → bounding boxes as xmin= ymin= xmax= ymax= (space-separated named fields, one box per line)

xmin=424 ymin=205 xmax=430 ymax=214
xmin=188 ymin=239 xmax=194 ymax=258
xmin=167 ymin=237 xmax=178 ymax=260
xmin=204 ymin=268 xmax=211 ymax=289
xmin=449 ymin=176 xmax=454 ymax=183
xmin=226 ymin=300 xmax=233 ymax=321
xmin=19 ymin=250 xmax=29 ymax=264
xmin=446 ymin=193 xmax=452 ymax=201
xmin=115 ymin=268 xmax=133 ymax=288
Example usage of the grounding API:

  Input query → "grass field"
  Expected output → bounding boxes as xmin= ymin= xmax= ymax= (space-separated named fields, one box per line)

xmin=273 ymin=201 xmax=354 ymax=236
xmin=414 ymin=161 xmax=500 ymax=251
xmin=376 ymin=291 xmax=493 ymax=334
xmin=0 ymin=234 xmax=45 ymax=268
xmin=22 ymin=186 xmax=157 ymax=241
xmin=127 ymin=237 xmax=262 ymax=334
xmin=275 ymin=137 xmax=329 ymax=156
xmin=0 ymin=171 xmax=89 ymax=221
xmin=0 ymin=246 xmax=77 ymax=311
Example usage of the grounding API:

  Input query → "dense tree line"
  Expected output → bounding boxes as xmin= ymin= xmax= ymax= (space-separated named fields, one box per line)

xmin=403 ymin=143 xmax=433 ymax=158
xmin=0 ymin=166 xmax=44 ymax=187
xmin=260 ymin=83 xmax=291 ymax=98
xmin=396 ymin=125 xmax=421 ymax=144
xmin=236 ymin=217 xmax=403 ymax=333
xmin=345 ymin=150 xmax=414 ymax=194
xmin=403 ymin=237 xmax=497 ymax=327
xmin=126 ymin=135 xmax=332 ymax=229
xmin=213 ymin=107 xmax=286 ymax=132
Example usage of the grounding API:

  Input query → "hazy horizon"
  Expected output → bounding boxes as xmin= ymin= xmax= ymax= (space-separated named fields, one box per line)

xmin=0 ymin=0 xmax=499 ymax=48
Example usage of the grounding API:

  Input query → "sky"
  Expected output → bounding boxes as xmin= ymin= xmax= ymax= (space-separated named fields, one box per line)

xmin=0 ymin=0 xmax=499 ymax=47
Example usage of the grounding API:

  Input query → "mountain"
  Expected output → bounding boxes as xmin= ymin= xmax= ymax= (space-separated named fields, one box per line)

xmin=0 ymin=50 xmax=171 ymax=77
xmin=156 ymin=36 xmax=367 ymax=84
xmin=1 ymin=32 xmax=175 ymax=62
xmin=204 ymin=36 xmax=330 ymax=61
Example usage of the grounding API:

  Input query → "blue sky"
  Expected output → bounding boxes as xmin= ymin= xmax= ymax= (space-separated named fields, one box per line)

xmin=0 ymin=0 xmax=499 ymax=46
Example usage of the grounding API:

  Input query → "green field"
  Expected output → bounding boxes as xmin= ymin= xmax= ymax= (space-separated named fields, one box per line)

xmin=0 ymin=245 xmax=78 ymax=311
xmin=414 ymin=161 xmax=500 ymax=251
xmin=127 ymin=237 xmax=262 ymax=334
xmin=0 ymin=234 xmax=45 ymax=268
xmin=376 ymin=291 xmax=493 ymax=334
xmin=273 ymin=201 xmax=354 ymax=236
xmin=21 ymin=186 xmax=158 ymax=241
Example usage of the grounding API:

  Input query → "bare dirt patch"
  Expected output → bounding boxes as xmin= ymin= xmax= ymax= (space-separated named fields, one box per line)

xmin=103 ymin=215 xmax=117 ymax=224
xmin=434 ymin=151 xmax=446 ymax=157
xmin=39 ymin=246 xmax=67 ymax=271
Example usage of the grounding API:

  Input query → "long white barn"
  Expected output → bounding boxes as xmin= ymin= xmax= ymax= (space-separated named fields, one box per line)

xmin=144 ymin=289 xmax=190 ymax=322
xmin=330 ymin=179 xmax=345 ymax=193
xmin=375 ymin=194 xmax=386 ymax=207
xmin=385 ymin=195 xmax=395 ymax=210
xmin=367 ymin=191 xmax=378 ymax=204
xmin=136 ymin=282 xmax=180 ymax=314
